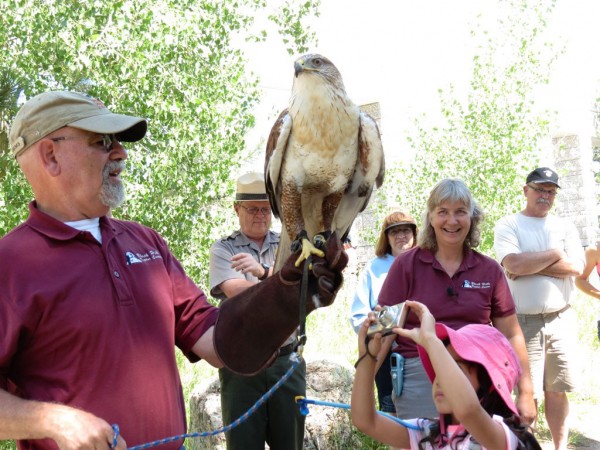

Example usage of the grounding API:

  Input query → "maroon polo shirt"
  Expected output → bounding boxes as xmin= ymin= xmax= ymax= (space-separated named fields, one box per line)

xmin=0 ymin=202 xmax=218 ymax=450
xmin=378 ymin=247 xmax=515 ymax=358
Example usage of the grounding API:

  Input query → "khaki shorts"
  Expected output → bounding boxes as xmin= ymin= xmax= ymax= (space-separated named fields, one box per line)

xmin=517 ymin=306 xmax=578 ymax=398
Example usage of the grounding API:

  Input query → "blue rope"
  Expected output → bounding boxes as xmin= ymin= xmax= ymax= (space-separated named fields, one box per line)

xmin=110 ymin=424 xmax=119 ymax=449
xmin=295 ymin=397 xmax=424 ymax=431
xmin=114 ymin=353 xmax=301 ymax=450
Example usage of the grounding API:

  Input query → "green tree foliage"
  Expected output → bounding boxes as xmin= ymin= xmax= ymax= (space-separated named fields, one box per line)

xmin=0 ymin=0 xmax=319 ymax=288
xmin=269 ymin=0 xmax=320 ymax=55
xmin=380 ymin=0 xmax=560 ymax=254
xmin=0 ymin=70 xmax=30 ymax=234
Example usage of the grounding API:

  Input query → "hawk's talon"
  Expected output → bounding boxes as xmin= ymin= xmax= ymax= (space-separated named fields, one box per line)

xmin=294 ymin=238 xmax=325 ymax=267
xmin=313 ymin=234 xmax=327 ymax=250
xmin=291 ymin=230 xmax=308 ymax=254
xmin=290 ymin=239 xmax=302 ymax=253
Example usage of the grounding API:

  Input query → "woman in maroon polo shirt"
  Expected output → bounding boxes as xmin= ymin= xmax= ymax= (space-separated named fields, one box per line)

xmin=376 ymin=179 xmax=535 ymax=425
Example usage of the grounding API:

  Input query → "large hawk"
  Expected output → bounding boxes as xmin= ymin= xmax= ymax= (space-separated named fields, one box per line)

xmin=265 ymin=54 xmax=385 ymax=271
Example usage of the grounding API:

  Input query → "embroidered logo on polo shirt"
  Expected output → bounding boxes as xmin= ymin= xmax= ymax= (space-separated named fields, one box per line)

xmin=125 ymin=252 xmax=143 ymax=265
xmin=125 ymin=249 xmax=163 ymax=265
xmin=462 ymin=279 xmax=491 ymax=289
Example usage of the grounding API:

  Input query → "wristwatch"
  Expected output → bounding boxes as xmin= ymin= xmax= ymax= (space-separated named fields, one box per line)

xmin=258 ymin=263 xmax=270 ymax=281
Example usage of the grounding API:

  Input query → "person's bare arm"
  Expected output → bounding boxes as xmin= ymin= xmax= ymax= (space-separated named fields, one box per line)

xmin=0 ymin=389 xmax=126 ymax=450
xmin=575 ymin=247 xmax=600 ymax=300
xmin=220 ymin=253 xmax=270 ymax=298
xmin=501 ymin=249 xmax=564 ymax=277
xmin=492 ymin=314 xmax=536 ymax=424
xmin=373 ymin=334 xmax=394 ymax=373
xmin=538 ymin=256 xmax=583 ymax=278
xmin=220 ymin=278 xmax=257 ymax=298
xmin=191 ymin=325 xmax=224 ymax=368
xmin=351 ymin=319 xmax=410 ymax=448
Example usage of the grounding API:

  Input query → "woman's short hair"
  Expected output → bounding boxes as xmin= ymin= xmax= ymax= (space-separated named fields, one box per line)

xmin=375 ymin=210 xmax=418 ymax=257
xmin=417 ymin=179 xmax=485 ymax=252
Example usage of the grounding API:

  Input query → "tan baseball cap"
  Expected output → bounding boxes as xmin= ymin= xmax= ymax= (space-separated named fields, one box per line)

xmin=9 ymin=91 xmax=147 ymax=157
xmin=235 ymin=172 xmax=268 ymax=201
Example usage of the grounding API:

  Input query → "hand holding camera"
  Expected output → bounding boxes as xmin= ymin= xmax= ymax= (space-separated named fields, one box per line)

xmin=367 ymin=304 xmax=408 ymax=337
xmin=355 ymin=303 xmax=409 ymax=369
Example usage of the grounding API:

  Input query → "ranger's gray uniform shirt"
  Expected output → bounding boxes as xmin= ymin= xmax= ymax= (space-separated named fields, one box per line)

xmin=209 ymin=229 xmax=280 ymax=299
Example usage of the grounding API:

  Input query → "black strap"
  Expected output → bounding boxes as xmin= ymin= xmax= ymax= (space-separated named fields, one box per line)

xmin=354 ymin=336 xmax=377 ymax=368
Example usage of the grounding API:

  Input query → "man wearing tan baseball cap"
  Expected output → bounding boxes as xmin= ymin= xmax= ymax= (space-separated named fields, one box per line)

xmin=0 ymin=91 xmax=348 ymax=450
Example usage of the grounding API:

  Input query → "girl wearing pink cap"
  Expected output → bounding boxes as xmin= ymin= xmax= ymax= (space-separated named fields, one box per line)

xmin=351 ymin=301 xmax=540 ymax=450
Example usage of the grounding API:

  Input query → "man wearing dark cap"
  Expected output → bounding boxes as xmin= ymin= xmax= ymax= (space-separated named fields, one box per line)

xmin=494 ymin=167 xmax=584 ymax=450
xmin=0 ymin=91 xmax=347 ymax=450
xmin=209 ymin=172 xmax=305 ymax=450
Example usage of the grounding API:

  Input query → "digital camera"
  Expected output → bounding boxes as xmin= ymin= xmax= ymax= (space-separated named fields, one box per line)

xmin=367 ymin=304 xmax=408 ymax=337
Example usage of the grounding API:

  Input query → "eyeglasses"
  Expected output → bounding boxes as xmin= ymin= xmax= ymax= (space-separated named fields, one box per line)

xmin=527 ymin=184 xmax=558 ymax=197
xmin=50 ymin=134 xmax=119 ymax=153
xmin=388 ymin=227 xmax=413 ymax=236
xmin=239 ymin=205 xmax=272 ymax=215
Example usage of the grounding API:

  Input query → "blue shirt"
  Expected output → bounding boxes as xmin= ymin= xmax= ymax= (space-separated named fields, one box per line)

xmin=349 ymin=253 xmax=395 ymax=332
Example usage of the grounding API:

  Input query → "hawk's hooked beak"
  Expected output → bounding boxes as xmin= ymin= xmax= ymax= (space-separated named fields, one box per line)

xmin=294 ymin=60 xmax=304 ymax=78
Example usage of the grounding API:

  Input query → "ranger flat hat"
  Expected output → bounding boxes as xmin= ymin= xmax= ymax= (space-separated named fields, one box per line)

xmin=9 ymin=91 xmax=147 ymax=157
xmin=236 ymin=172 xmax=268 ymax=201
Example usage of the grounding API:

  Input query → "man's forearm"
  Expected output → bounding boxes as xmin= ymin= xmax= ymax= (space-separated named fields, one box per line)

xmin=538 ymin=258 xmax=583 ymax=278
xmin=502 ymin=249 xmax=563 ymax=276
xmin=0 ymin=389 xmax=121 ymax=449
xmin=0 ymin=389 xmax=47 ymax=440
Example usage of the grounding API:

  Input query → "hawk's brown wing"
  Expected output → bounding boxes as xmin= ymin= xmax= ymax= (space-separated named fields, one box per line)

xmin=331 ymin=111 xmax=385 ymax=240
xmin=264 ymin=108 xmax=292 ymax=221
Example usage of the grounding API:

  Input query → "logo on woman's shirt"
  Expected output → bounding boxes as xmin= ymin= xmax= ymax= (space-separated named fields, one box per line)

xmin=462 ymin=279 xmax=491 ymax=289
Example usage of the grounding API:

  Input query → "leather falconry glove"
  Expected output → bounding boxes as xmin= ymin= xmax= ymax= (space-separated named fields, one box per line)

xmin=214 ymin=232 xmax=348 ymax=375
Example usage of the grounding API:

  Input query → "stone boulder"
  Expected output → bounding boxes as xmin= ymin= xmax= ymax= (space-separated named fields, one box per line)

xmin=188 ymin=356 xmax=360 ymax=450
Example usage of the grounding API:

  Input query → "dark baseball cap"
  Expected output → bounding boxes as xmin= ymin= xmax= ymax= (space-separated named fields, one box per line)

xmin=526 ymin=167 xmax=560 ymax=188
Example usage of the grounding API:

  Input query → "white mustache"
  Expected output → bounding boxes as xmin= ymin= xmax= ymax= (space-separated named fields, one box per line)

xmin=536 ymin=199 xmax=551 ymax=206
xmin=103 ymin=160 xmax=125 ymax=179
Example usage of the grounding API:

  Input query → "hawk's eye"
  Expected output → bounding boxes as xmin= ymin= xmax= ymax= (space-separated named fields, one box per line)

xmin=313 ymin=58 xmax=322 ymax=66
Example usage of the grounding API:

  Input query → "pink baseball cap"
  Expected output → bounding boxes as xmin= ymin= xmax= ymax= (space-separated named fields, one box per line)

xmin=418 ymin=323 xmax=521 ymax=416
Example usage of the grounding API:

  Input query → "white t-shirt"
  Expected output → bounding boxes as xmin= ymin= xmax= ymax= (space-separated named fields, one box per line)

xmin=494 ymin=212 xmax=584 ymax=314
xmin=404 ymin=415 xmax=520 ymax=449
xmin=65 ymin=217 xmax=102 ymax=243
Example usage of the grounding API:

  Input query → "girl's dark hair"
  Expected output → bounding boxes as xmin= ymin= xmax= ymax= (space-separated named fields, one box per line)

xmin=418 ymin=363 xmax=541 ymax=450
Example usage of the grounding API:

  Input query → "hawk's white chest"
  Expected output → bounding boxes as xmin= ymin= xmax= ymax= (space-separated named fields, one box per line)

xmin=283 ymin=80 xmax=360 ymax=193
